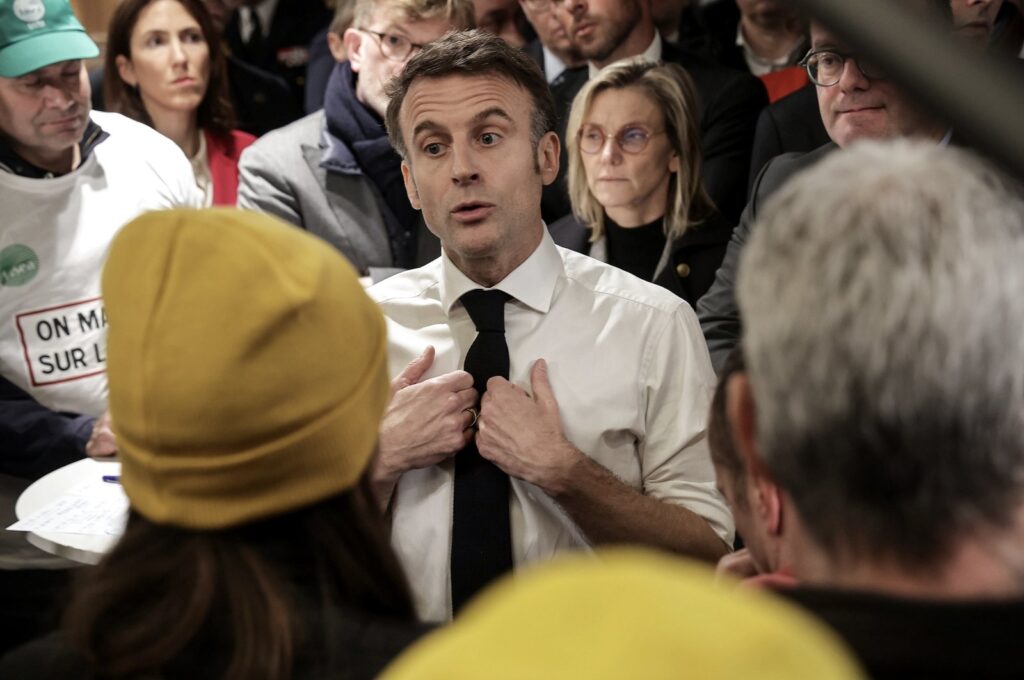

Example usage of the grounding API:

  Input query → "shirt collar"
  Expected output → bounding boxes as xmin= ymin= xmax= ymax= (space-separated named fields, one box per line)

xmin=735 ymin=24 xmax=806 ymax=73
xmin=0 ymin=116 xmax=108 ymax=178
xmin=439 ymin=226 xmax=563 ymax=316
xmin=588 ymin=31 xmax=662 ymax=78
xmin=542 ymin=45 xmax=568 ymax=84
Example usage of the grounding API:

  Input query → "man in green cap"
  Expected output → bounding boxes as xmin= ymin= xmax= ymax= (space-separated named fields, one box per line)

xmin=0 ymin=0 xmax=199 ymax=650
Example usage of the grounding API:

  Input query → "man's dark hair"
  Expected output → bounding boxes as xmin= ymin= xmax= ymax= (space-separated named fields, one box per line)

xmin=385 ymin=29 xmax=556 ymax=159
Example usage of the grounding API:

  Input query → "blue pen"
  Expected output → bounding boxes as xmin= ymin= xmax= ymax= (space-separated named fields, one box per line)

xmin=102 ymin=475 xmax=120 ymax=484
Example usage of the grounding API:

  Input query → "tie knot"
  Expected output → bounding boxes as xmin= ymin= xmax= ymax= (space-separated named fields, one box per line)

xmin=460 ymin=289 xmax=510 ymax=332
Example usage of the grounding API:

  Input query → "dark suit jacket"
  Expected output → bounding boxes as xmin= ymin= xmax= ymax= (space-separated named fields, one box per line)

xmin=524 ymin=38 xmax=545 ymax=73
xmin=747 ymin=83 xmax=830 ymax=194
xmin=783 ymin=587 xmax=1024 ymax=680
xmin=225 ymin=0 xmax=332 ymax=113
xmin=697 ymin=142 xmax=837 ymax=372
xmin=546 ymin=41 xmax=768 ymax=227
xmin=548 ymin=212 xmax=734 ymax=307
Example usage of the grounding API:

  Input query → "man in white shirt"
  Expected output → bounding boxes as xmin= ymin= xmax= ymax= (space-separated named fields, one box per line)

xmin=370 ymin=30 xmax=732 ymax=622
xmin=0 ymin=0 xmax=200 ymax=478
xmin=0 ymin=0 xmax=199 ymax=649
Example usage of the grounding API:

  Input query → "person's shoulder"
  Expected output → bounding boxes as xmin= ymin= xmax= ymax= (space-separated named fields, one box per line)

xmin=367 ymin=260 xmax=443 ymax=306
xmin=247 ymin=110 xmax=324 ymax=151
xmin=757 ymin=142 xmax=838 ymax=195
xmin=91 ymin=111 xmax=178 ymax=153
xmin=548 ymin=214 xmax=590 ymax=252
xmin=559 ymin=248 xmax=687 ymax=317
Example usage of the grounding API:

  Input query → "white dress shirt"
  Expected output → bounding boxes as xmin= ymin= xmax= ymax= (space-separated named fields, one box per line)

xmin=369 ymin=230 xmax=733 ymax=622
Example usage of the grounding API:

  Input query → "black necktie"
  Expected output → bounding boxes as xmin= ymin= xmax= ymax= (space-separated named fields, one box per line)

xmin=450 ymin=289 xmax=513 ymax=613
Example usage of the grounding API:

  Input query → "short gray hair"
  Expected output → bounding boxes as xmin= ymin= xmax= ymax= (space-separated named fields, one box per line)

xmin=738 ymin=140 xmax=1024 ymax=567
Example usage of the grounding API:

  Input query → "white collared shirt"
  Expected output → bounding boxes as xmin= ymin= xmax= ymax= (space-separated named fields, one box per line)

xmin=369 ymin=230 xmax=733 ymax=622
xmin=735 ymin=24 xmax=805 ymax=77
xmin=238 ymin=0 xmax=279 ymax=44
xmin=543 ymin=45 xmax=569 ymax=84
xmin=588 ymin=32 xmax=663 ymax=78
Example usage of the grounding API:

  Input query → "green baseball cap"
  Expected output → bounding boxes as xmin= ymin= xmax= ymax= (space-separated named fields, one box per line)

xmin=0 ymin=0 xmax=99 ymax=78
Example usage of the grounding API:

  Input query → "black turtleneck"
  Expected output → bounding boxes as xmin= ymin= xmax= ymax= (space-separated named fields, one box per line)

xmin=604 ymin=214 xmax=666 ymax=281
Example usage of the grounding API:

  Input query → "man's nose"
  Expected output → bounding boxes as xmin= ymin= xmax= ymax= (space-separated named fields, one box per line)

xmin=41 ymin=84 xmax=74 ymax=109
xmin=451 ymin=145 xmax=481 ymax=185
xmin=837 ymin=57 xmax=871 ymax=92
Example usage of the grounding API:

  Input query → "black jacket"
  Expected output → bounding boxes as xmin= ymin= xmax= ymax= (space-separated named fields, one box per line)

xmin=747 ymin=83 xmax=830 ymax=193
xmin=224 ymin=0 xmax=332 ymax=114
xmin=549 ymin=212 xmax=734 ymax=307
xmin=784 ymin=586 xmax=1024 ymax=680
xmin=0 ymin=606 xmax=430 ymax=680
xmin=697 ymin=142 xmax=837 ymax=372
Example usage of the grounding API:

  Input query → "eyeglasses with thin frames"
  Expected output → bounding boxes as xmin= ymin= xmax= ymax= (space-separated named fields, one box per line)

xmin=798 ymin=48 xmax=886 ymax=87
xmin=578 ymin=124 xmax=666 ymax=155
xmin=359 ymin=28 xmax=427 ymax=62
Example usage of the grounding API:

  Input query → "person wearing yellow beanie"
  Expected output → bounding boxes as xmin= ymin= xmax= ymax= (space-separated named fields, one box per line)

xmin=380 ymin=549 xmax=866 ymax=680
xmin=0 ymin=208 xmax=429 ymax=679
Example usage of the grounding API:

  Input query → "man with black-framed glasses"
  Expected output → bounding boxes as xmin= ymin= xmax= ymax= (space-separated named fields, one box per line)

xmin=698 ymin=3 xmax=951 ymax=374
xmin=238 ymin=0 xmax=474 ymax=281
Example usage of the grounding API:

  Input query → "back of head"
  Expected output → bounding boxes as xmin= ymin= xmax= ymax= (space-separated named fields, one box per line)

xmin=380 ymin=549 xmax=866 ymax=680
xmin=65 ymin=209 xmax=409 ymax=679
xmin=738 ymin=140 xmax=1024 ymax=569
xmin=103 ymin=208 xmax=389 ymax=529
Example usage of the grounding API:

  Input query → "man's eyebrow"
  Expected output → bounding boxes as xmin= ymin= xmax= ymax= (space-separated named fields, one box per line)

xmin=412 ymin=120 xmax=446 ymax=139
xmin=472 ymin=107 xmax=513 ymax=125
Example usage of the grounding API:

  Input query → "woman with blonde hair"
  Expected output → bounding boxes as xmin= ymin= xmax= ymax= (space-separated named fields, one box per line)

xmin=550 ymin=61 xmax=733 ymax=306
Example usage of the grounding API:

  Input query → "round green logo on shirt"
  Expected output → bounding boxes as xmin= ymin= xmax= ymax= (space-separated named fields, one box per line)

xmin=0 ymin=244 xmax=39 ymax=287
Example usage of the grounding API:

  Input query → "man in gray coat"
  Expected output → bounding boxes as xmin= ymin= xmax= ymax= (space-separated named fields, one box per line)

xmin=237 ymin=0 xmax=473 ymax=279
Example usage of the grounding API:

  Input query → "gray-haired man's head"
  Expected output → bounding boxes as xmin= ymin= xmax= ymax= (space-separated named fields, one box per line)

xmin=737 ymin=140 xmax=1024 ymax=571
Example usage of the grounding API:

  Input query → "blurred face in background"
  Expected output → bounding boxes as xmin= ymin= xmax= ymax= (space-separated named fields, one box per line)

xmin=116 ymin=0 xmax=211 ymax=119
xmin=520 ymin=0 xmax=582 ymax=64
xmin=810 ymin=23 xmax=941 ymax=147
xmin=345 ymin=4 xmax=453 ymax=118
xmin=950 ymin=0 xmax=1004 ymax=43
xmin=579 ymin=86 xmax=678 ymax=226
xmin=474 ymin=0 xmax=529 ymax=47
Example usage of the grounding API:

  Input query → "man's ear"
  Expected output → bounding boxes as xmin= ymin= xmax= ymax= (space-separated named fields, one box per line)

xmin=401 ymin=160 xmax=421 ymax=209
xmin=115 ymin=54 xmax=137 ymax=87
xmin=327 ymin=31 xmax=348 ymax=62
xmin=343 ymin=28 xmax=365 ymax=72
xmin=538 ymin=131 xmax=560 ymax=185
xmin=727 ymin=373 xmax=784 ymax=537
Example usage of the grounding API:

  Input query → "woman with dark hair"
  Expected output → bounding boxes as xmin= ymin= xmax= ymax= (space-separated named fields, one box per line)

xmin=104 ymin=0 xmax=255 ymax=205
xmin=550 ymin=61 xmax=733 ymax=307
xmin=0 ymin=209 xmax=429 ymax=679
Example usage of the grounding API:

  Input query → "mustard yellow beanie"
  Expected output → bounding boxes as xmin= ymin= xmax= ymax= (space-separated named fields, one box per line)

xmin=381 ymin=549 xmax=866 ymax=680
xmin=102 ymin=208 xmax=389 ymax=529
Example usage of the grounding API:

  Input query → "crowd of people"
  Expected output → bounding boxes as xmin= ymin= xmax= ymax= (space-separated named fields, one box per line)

xmin=0 ymin=0 xmax=1022 ymax=677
